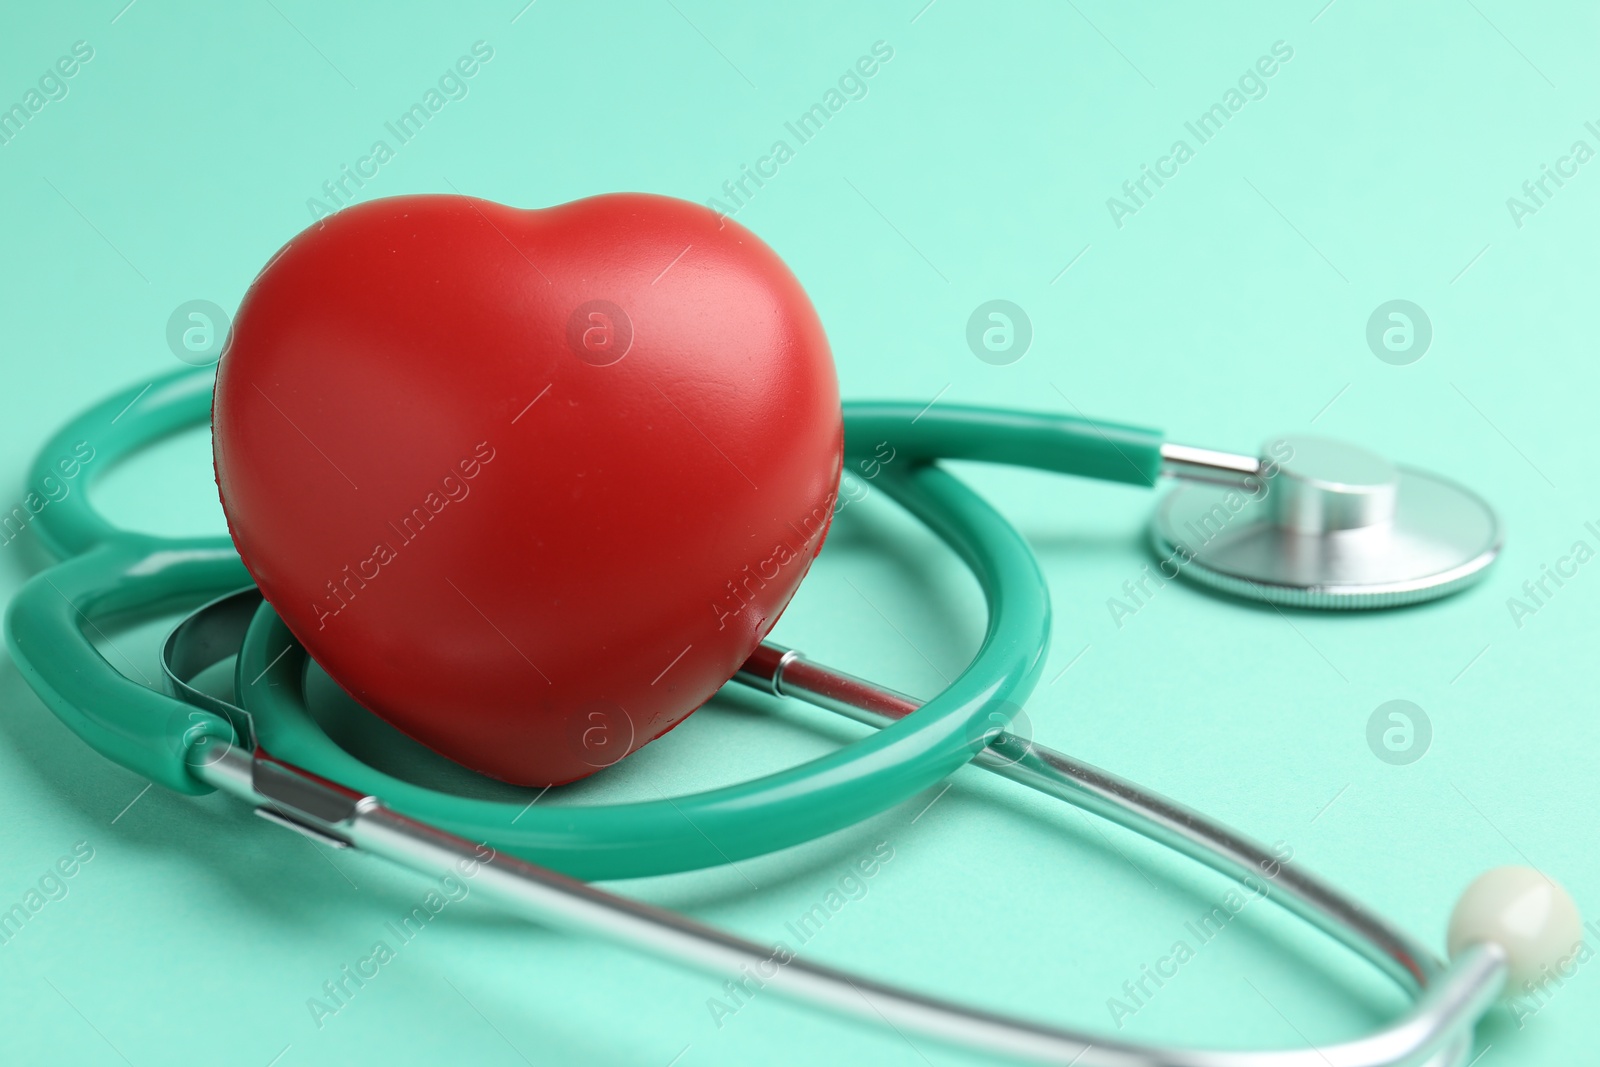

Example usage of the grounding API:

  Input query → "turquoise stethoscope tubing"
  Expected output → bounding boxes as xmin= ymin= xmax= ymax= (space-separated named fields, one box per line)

xmin=5 ymin=365 xmax=1167 ymax=879
xmin=6 ymin=367 xmax=1556 ymax=1067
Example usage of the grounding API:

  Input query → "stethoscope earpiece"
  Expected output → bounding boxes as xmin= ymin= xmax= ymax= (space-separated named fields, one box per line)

xmin=1449 ymin=866 xmax=1582 ymax=994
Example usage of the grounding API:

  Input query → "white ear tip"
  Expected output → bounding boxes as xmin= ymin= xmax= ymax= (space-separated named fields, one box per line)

xmin=1447 ymin=866 xmax=1583 ymax=994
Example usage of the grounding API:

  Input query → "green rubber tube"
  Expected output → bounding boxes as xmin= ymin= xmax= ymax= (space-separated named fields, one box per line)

xmin=5 ymin=371 xmax=1168 ymax=879
xmin=6 ymin=542 xmax=247 ymax=795
xmin=5 ymin=368 xmax=249 ymax=794
xmin=22 ymin=368 xmax=221 ymax=560
xmin=841 ymin=401 xmax=1165 ymax=486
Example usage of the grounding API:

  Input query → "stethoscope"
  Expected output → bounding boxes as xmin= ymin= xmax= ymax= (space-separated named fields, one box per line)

xmin=5 ymin=364 xmax=1579 ymax=1067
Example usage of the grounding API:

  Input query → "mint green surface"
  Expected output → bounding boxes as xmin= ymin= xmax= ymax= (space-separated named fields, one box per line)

xmin=1 ymin=2 xmax=1595 ymax=1065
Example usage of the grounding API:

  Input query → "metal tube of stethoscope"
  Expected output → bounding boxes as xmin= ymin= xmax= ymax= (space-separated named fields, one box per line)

xmin=1158 ymin=442 xmax=1264 ymax=489
xmin=735 ymin=645 xmax=1436 ymax=991
xmin=188 ymin=738 xmax=1498 ymax=1067
xmin=733 ymin=645 xmax=1508 ymax=1067
xmin=184 ymin=637 xmax=1505 ymax=1067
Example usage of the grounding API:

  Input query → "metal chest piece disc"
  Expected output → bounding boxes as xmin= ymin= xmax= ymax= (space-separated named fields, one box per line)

xmin=1151 ymin=436 xmax=1503 ymax=609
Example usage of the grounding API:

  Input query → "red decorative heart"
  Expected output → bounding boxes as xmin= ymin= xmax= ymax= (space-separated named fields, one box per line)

xmin=213 ymin=193 xmax=842 ymax=785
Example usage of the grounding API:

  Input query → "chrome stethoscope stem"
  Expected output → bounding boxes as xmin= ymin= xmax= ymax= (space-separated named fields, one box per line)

xmin=738 ymin=646 xmax=1428 ymax=991
xmin=1158 ymin=442 xmax=1264 ymax=489
xmin=189 ymin=643 xmax=1504 ymax=1067
xmin=735 ymin=646 xmax=1506 ymax=1065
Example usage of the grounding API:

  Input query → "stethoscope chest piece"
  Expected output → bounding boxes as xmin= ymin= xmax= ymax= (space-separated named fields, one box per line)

xmin=1153 ymin=435 xmax=1503 ymax=608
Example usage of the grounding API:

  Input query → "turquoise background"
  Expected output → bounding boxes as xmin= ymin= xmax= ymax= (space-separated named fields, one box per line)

xmin=1 ymin=1 xmax=1595 ymax=1064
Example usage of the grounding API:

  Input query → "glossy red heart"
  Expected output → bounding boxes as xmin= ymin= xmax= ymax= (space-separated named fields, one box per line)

xmin=213 ymin=193 xmax=842 ymax=785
